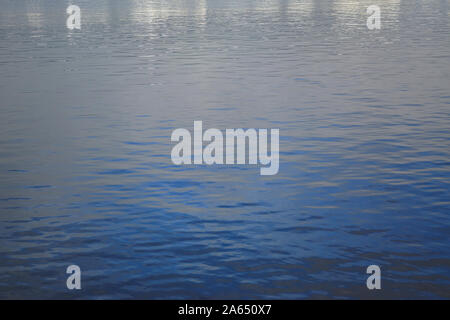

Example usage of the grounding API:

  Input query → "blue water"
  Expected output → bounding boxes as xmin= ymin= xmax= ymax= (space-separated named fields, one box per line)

xmin=0 ymin=0 xmax=449 ymax=299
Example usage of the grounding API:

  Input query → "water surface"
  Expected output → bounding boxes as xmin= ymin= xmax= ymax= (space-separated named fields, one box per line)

xmin=0 ymin=0 xmax=449 ymax=299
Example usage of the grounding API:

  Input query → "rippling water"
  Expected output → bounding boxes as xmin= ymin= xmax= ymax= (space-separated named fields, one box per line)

xmin=0 ymin=0 xmax=449 ymax=299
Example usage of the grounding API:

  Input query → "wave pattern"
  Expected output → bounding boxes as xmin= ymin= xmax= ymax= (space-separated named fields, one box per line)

xmin=0 ymin=0 xmax=449 ymax=299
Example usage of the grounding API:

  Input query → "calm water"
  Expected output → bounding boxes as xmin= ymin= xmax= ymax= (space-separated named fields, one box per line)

xmin=0 ymin=0 xmax=449 ymax=299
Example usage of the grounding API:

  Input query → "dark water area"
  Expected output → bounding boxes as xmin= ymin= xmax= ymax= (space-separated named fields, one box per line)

xmin=0 ymin=0 xmax=449 ymax=299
